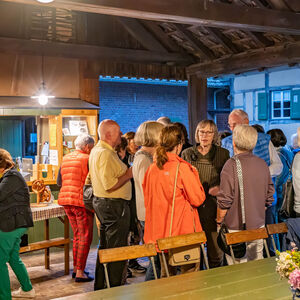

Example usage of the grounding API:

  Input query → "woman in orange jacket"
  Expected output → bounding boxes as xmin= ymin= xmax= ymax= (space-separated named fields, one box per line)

xmin=143 ymin=125 xmax=206 ymax=276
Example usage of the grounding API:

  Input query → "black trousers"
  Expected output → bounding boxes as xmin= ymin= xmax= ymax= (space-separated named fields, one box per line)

xmin=93 ymin=197 xmax=130 ymax=290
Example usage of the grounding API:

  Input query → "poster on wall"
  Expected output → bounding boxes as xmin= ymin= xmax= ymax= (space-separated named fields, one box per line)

xmin=69 ymin=120 xmax=89 ymax=135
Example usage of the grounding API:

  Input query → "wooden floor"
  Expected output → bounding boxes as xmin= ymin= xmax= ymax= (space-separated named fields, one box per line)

xmin=9 ymin=247 xmax=147 ymax=299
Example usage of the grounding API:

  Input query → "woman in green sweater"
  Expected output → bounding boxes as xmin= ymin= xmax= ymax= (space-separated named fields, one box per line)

xmin=182 ymin=120 xmax=229 ymax=268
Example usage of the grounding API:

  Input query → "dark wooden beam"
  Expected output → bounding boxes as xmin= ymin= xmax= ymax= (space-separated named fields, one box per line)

xmin=174 ymin=24 xmax=215 ymax=60
xmin=205 ymin=27 xmax=240 ymax=54
xmin=117 ymin=17 xmax=167 ymax=52
xmin=3 ymin=0 xmax=300 ymax=35
xmin=141 ymin=20 xmax=182 ymax=53
xmin=188 ymin=75 xmax=207 ymax=144
xmin=0 ymin=37 xmax=192 ymax=64
xmin=187 ymin=41 xmax=300 ymax=77
xmin=246 ymin=31 xmax=274 ymax=47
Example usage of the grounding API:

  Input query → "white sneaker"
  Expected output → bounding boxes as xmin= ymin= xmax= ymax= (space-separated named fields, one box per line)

xmin=11 ymin=287 xmax=35 ymax=298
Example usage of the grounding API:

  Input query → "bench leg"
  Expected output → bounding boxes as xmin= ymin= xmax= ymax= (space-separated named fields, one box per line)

xmin=229 ymin=245 xmax=236 ymax=264
xmin=64 ymin=216 xmax=70 ymax=275
xmin=44 ymin=219 xmax=50 ymax=269
xmin=161 ymin=252 xmax=170 ymax=278
xmin=104 ymin=263 xmax=110 ymax=288
xmin=201 ymin=244 xmax=209 ymax=270
xmin=150 ymin=256 xmax=158 ymax=280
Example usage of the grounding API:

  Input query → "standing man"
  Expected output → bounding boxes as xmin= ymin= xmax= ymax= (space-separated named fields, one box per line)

xmin=89 ymin=119 xmax=132 ymax=290
xmin=222 ymin=109 xmax=282 ymax=255
xmin=222 ymin=109 xmax=283 ymax=177
xmin=58 ymin=134 xmax=95 ymax=282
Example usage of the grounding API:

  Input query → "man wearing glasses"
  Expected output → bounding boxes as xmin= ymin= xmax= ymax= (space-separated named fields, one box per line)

xmin=222 ymin=109 xmax=282 ymax=178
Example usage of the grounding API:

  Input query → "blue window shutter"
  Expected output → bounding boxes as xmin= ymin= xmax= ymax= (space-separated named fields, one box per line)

xmin=258 ymin=92 xmax=268 ymax=120
xmin=291 ymin=90 xmax=300 ymax=119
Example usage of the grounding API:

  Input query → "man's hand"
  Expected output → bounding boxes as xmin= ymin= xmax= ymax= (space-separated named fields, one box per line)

xmin=209 ymin=185 xmax=220 ymax=197
xmin=126 ymin=167 xmax=133 ymax=180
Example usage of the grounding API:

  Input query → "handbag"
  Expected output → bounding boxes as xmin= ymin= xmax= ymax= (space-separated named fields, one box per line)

xmin=83 ymin=184 xmax=94 ymax=211
xmin=168 ymin=163 xmax=201 ymax=266
xmin=279 ymin=153 xmax=296 ymax=219
xmin=217 ymin=157 xmax=247 ymax=259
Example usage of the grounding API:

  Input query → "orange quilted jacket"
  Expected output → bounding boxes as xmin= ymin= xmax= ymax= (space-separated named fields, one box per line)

xmin=58 ymin=150 xmax=89 ymax=207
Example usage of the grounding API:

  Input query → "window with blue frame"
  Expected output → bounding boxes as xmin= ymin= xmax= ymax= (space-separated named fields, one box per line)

xmin=271 ymin=90 xmax=291 ymax=119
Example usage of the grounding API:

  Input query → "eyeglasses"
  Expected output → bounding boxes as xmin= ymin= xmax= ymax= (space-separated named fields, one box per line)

xmin=199 ymin=130 xmax=214 ymax=136
xmin=228 ymin=123 xmax=237 ymax=130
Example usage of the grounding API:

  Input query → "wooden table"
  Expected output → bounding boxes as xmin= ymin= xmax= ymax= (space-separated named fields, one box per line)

xmin=57 ymin=258 xmax=290 ymax=300
xmin=20 ymin=204 xmax=70 ymax=275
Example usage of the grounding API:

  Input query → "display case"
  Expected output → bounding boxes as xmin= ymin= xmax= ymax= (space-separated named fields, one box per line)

xmin=61 ymin=110 xmax=98 ymax=157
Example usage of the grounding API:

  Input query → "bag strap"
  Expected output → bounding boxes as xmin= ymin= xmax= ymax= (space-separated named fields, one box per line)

xmin=234 ymin=157 xmax=246 ymax=228
xmin=169 ymin=163 xmax=180 ymax=237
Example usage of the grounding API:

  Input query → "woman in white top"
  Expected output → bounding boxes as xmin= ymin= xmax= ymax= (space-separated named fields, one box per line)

xmin=133 ymin=121 xmax=164 ymax=226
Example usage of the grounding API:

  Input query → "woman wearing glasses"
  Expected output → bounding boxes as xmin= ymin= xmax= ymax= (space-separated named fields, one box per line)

xmin=182 ymin=120 xmax=229 ymax=268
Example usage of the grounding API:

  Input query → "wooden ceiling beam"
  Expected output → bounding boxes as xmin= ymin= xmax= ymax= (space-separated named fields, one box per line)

xmin=187 ymin=41 xmax=300 ymax=77
xmin=141 ymin=20 xmax=182 ymax=53
xmin=116 ymin=17 xmax=168 ymax=52
xmin=174 ymin=24 xmax=215 ymax=60
xmin=2 ymin=0 xmax=300 ymax=35
xmin=0 ymin=37 xmax=192 ymax=64
xmin=246 ymin=31 xmax=274 ymax=47
xmin=205 ymin=27 xmax=240 ymax=54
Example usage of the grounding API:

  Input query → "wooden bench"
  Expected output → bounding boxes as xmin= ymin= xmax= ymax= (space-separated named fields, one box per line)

xmin=20 ymin=238 xmax=70 ymax=253
xmin=99 ymin=243 xmax=157 ymax=288
xmin=266 ymin=222 xmax=288 ymax=252
xmin=157 ymin=232 xmax=209 ymax=277
xmin=225 ymin=227 xmax=270 ymax=264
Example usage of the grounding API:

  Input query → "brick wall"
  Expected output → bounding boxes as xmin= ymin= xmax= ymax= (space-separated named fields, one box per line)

xmin=99 ymin=81 xmax=190 ymax=136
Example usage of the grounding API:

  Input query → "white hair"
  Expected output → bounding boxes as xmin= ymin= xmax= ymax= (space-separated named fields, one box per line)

xmin=233 ymin=124 xmax=258 ymax=151
xmin=229 ymin=109 xmax=249 ymax=121
xmin=74 ymin=134 xmax=94 ymax=150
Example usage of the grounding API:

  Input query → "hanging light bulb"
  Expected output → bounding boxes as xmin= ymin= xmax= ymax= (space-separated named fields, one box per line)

xmin=36 ymin=0 xmax=54 ymax=3
xmin=31 ymin=82 xmax=55 ymax=106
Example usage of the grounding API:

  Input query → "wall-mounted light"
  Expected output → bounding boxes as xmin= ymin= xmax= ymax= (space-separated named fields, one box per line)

xmin=36 ymin=0 xmax=54 ymax=3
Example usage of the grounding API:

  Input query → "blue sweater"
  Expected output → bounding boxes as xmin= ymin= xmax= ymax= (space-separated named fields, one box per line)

xmin=222 ymin=132 xmax=271 ymax=166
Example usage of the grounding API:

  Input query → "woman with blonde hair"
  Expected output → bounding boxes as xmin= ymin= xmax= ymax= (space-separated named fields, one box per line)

xmin=0 ymin=149 xmax=35 ymax=299
xmin=143 ymin=125 xmax=205 ymax=276
xmin=182 ymin=119 xmax=229 ymax=268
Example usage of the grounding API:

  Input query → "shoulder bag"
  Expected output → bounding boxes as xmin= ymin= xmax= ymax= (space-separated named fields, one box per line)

xmin=83 ymin=184 xmax=94 ymax=211
xmin=279 ymin=152 xmax=296 ymax=219
xmin=217 ymin=157 xmax=247 ymax=259
xmin=168 ymin=163 xmax=201 ymax=266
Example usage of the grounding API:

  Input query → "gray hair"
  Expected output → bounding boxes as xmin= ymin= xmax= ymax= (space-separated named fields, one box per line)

xmin=74 ymin=134 xmax=95 ymax=150
xmin=157 ymin=116 xmax=171 ymax=126
xmin=134 ymin=121 xmax=164 ymax=147
xmin=229 ymin=109 xmax=249 ymax=121
xmin=233 ymin=124 xmax=257 ymax=152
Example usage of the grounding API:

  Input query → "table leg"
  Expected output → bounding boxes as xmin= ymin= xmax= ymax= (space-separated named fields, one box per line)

xmin=64 ymin=216 xmax=70 ymax=275
xmin=44 ymin=219 xmax=50 ymax=269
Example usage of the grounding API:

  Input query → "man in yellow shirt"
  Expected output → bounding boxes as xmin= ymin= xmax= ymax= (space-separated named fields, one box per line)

xmin=89 ymin=119 xmax=132 ymax=290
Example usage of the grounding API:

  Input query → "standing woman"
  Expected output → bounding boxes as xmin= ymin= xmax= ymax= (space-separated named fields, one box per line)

xmin=58 ymin=134 xmax=95 ymax=282
xmin=0 ymin=149 xmax=35 ymax=299
xmin=133 ymin=121 xmax=164 ymax=228
xmin=182 ymin=120 xmax=229 ymax=268
xmin=143 ymin=125 xmax=206 ymax=276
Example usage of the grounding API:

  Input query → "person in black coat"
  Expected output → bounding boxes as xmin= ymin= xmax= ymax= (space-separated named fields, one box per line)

xmin=0 ymin=148 xmax=35 ymax=299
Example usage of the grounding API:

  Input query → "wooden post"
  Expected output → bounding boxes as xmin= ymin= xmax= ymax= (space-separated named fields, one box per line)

xmin=64 ymin=216 xmax=70 ymax=275
xmin=44 ymin=219 xmax=50 ymax=269
xmin=187 ymin=75 xmax=207 ymax=144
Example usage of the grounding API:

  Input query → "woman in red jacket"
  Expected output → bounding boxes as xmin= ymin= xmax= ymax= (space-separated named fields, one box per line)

xmin=143 ymin=125 xmax=206 ymax=276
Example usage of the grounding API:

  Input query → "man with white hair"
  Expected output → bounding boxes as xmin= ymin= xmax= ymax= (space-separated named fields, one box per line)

xmin=89 ymin=119 xmax=133 ymax=290
xmin=58 ymin=134 xmax=95 ymax=282
xmin=222 ymin=109 xmax=282 ymax=177
xmin=217 ymin=125 xmax=274 ymax=264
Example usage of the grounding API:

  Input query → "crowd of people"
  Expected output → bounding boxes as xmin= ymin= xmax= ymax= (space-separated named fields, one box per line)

xmin=1 ymin=109 xmax=300 ymax=298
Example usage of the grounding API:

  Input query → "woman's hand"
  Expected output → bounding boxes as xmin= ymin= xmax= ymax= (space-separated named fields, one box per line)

xmin=209 ymin=185 xmax=220 ymax=196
